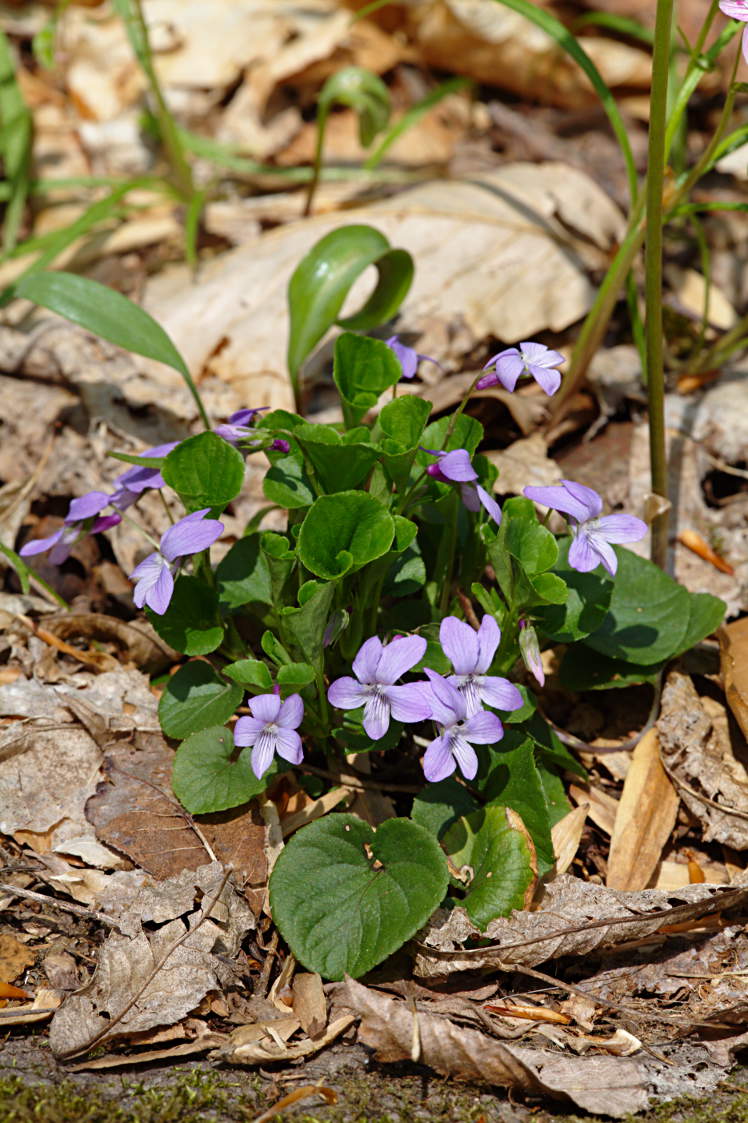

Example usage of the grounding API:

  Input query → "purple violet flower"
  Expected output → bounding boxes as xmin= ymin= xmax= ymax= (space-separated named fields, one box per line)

xmin=129 ymin=508 xmax=224 ymax=615
xmin=385 ymin=335 xmax=442 ymax=381
xmin=440 ymin=615 xmax=523 ymax=716
xmin=110 ymin=441 xmax=179 ymax=510
xmin=523 ymin=479 xmax=647 ymax=577
xmin=477 ymin=341 xmax=565 ymax=396
xmin=519 ymin=620 xmax=544 ymax=687
xmin=422 ymin=670 xmax=503 ymax=782
xmin=719 ymin=1 xmax=748 ymax=63
xmin=234 ymin=692 xmax=304 ymax=779
xmin=19 ymin=490 xmax=120 ymax=565
xmin=214 ymin=407 xmax=269 ymax=446
xmin=271 ymin=438 xmax=290 ymax=453
xmin=327 ymin=634 xmax=431 ymax=740
xmin=424 ymin=448 xmax=502 ymax=524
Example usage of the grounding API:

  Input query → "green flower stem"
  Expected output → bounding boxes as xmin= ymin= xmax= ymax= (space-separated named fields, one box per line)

xmin=303 ymin=104 xmax=330 ymax=217
xmin=548 ymin=202 xmax=646 ymax=420
xmin=437 ymin=492 xmax=460 ymax=616
xmin=117 ymin=507 xmax=161 ymax=552
xmin=122 ymin=0 xmax=194 ymax=201
xmin=440 ymin=373 xmax=482 ymax=450
xmin=644 ymin=0 xmax=676 ymax=570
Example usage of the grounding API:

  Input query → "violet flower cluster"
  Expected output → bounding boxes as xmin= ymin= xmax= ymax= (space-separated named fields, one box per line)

xmin=327 ymin=615 xmax=523 ymax=783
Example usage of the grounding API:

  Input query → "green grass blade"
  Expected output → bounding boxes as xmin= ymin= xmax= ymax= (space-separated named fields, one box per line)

xmin=572 ymin=11 xmax=654 ymax=46
xmin=489 ymin=0 xmax=638 ymax=205
xmin=0 ymin=540 xmax=68 ymax=606
xmin=0 ymin=27 xmax=33 ymax=251
xmin=665 ymin=21 xmax=740 ymax=160
xmin=364 ymin=77 xmax=471 ymax=170
xmin=11 ymin=271 xmax=211 ymax=428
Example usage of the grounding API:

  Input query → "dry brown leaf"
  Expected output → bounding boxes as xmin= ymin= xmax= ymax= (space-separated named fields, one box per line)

xmin=48 ymin=862 xmax=254 ymax=1058
xmin=720 ymin=617 xmax=748 ymax=742
xmin=657 ymin=672 xmax=748 ymax=847
xmin=415 ymin=875 xmax=748 ymax=976
xmin=0 ymin=986 xmax=62 ymax=1026
xmin=403 ymin=0 xmax=651 ymax=108
xmin=340 ymin=978 xmax=648 ymax=1117
xmin=292 ymin=972 xmax=327 ymax=1039
xmin=569 ymin=782 xmax=618 ymax=836
xmin=143 ymin=164 xmax=623 ymax=407
xmin=222 ymin=1013 xmax=355 ymax=1065
xmin=606 ymin=729 xmax=679 ymax=890
xmin=0 ymin=933 xmax=36 ymax=984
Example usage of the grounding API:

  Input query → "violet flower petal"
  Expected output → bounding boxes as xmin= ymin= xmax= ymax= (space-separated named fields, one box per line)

xmin=450 ymin=735 xmax=479 ymax=780
xmin=479 ymin=676 xmax=523 ymax=712
xmin=569 ymin=529 xmax=617 ymax=575
xmin=491 ymin=351 xmax=524 ymax=392
xmin=384 ymin=682 xmax=432 ymax=724
xmin=352 ymin=636 xmax=383 ymax=683
xmin=160 ymin=509 xmax=223 ymax=562
xmin=423 ymin=734 xmax=456 ymax=782
xmin=274 ymin=727 xmax=303 ymax=764
xmin=476 ymin=615 xmax=500 ymax=673
xmin=19 ymin=529 xmax=64 ymax=558
xmin=277 ymin=693 xmax=304 ymax=729
xmin=362 ymin=692 xmax=391 ymax=740
xmin=476 ymin=484 xmax=502 ymax=525
xmin=424 ymin=669 xmax=464 ymax=722
xmin=375 ymin=634 xmax=427 ymax=684
xmin=251 ymin=735 xmax=276 ymax=779
xmin=523 ymin=483 xmax=593 ymax=523
xmin=66 ymin=490 xmax=111 ymax=523
xmin=249 ymin=694 xmax=282 ymax=724
xmin=519 ymin=341 xmax=564 ymax=367
xmin=233 ymin=715 xmax=265 ymax=746
xmin=440 ymin=616 xmax=480 ymax=676
xmin=436 ymin=449 xmax=478 ymax=483
xmin=462 ymin=709 xmax=503 ymax=744
xmin=527 ymin=363 xmax=561 ymax=397
xmin=328 ymin=677 xmax=368 ymax=710
xmin=593 ymin=513 xmax=648 ymax=543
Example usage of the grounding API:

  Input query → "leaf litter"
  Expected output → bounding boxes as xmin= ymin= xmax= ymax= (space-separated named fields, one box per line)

xmin=2 ymin=1 xmax=748 ymax=1118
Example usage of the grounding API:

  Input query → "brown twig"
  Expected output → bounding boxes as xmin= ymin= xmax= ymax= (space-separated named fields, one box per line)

xmin=0 ymin=882 xmax=118 ymax=928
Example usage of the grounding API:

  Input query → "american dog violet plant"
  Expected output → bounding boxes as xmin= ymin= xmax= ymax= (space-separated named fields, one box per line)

xmin=15 ymin=237 xmax=726 ymax=985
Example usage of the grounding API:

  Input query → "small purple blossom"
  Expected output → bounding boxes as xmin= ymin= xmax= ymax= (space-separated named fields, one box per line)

xmin=478 ymin=341 xmax=565 ymax=396
xmin=19 ymin=490 xmax=120 ymax=565
xmin=110 ymin=441 xmax=179 ymax=510
xmin=234 ymin=692 xmax=304 ymax=779
xmin=214 ymin=407 xmax=269 ymax=446
xmin=424 ymin=448 xmax=502 ymax=524
xmin=327 ymin=634 xmax=431 ymax=740
xmin=385 ymin=335 xmax=442 ymax=381
xmin=129 ymin=508 xmax=223 ymax=615
xmin=422 ymin=670 xmax=503 ymax=782
xmin=440 ymin=615 xmax=523 ymax=716
xmin=519 ymin=620 xmax=544 ymax=687
xmin=524 ymin=479 xmax=647 ymax=577
xmin=719 ymin=1 xmax=748 ymax=63
xmin=271 ymin=438 xmax=290 ymax=453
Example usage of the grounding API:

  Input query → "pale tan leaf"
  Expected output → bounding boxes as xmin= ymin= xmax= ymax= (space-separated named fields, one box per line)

xmin=720 ymin=617 xmax=748 ymax=743
xmin=569 ymin=782 xmax=618 ymax=836
xmin=606 ymin=729 xmax=679 ymax=890
xmin=551 ymin=804 xmax=588 ymax=875
xmin=292 ymin=972 xmax=328 ymax=1039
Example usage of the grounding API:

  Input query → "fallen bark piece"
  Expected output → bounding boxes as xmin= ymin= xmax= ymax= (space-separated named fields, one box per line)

xmin=341 ymin=978 xmax=648 ymax=1117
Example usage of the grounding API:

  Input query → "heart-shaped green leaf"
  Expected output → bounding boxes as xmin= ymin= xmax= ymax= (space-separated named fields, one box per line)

xmin=269 ymin=815 xmax=448 ymax=979
xmin=443 ymin=806 xmax=537 ymax=931
xmin=159 ymin=661 xmax=242 ymax=739
xmin=172 ymin=725 xmax=276 ymax=814
xmin=146 ymin=576 xmax=224 ymax=655
xmin=477 ymin=732 xmax=555 ymax=875
xmin=333 ymin=333 xmax=402 ymax=426
xmin=584 ymin=546 xmax=690 ymax=665
xmin=162 ymin=431 xmax=244 ymax=512
xmin=298 ymin=491 xmax=394 ymax=580
xmin=216 ymin=535 xmax=272 ymax=609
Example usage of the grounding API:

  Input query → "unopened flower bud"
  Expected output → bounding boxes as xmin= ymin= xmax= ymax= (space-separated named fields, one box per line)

xmin=519 ymin=620 xmax=544 ymax=687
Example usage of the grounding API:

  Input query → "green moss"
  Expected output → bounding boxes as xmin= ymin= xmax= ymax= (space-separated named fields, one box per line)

xmin=1 ymin=1067 xmax=748 ymax=1123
